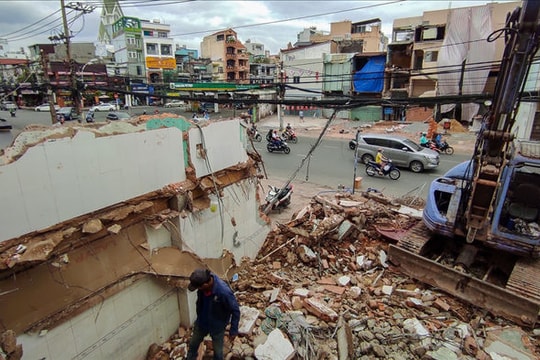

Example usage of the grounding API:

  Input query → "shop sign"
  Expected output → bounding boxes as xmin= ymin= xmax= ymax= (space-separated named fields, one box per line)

xmin=145 ymin=57 xmax=176 ymax=69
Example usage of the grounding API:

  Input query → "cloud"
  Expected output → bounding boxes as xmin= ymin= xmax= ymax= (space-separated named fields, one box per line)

xmin=0 ymin=0 xmax=518 ymax=55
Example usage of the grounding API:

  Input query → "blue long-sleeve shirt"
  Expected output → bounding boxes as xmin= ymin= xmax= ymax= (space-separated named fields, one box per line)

xmin=195 ymin=274 xmax=240 ymax=336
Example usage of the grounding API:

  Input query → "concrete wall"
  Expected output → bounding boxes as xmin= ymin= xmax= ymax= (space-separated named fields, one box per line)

xmin=189 ymin=120 xmax=248 ymax=177
xmin=179 ymin=180 xmax=269 ymax=260
xmin=0 ymin=128 xmax=186 ymax=243
xmin=2 ymin=119 xmax=270 ymax=358
xmin=19 ymin=277 xmax=182 ymax=360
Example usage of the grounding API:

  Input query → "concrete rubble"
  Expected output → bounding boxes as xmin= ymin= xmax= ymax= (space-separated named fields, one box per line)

xmin=149 ymin=191 xmax=540 ymax=359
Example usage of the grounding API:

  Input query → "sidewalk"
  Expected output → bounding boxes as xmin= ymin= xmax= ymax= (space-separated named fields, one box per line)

xmin=254 ymin=113 xmax=477 ymax=152
xmin=255 ymin=113 xmax=350 ymax=132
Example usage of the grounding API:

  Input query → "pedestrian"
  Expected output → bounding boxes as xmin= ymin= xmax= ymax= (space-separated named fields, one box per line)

xmin=299 ymin=110 xmax=304 ymax=122
xmin=186 ymin=268 xmax=240 ymax=360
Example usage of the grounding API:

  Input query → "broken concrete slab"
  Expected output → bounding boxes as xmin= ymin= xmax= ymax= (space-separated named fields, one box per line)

xmin=254 ymin=329 xmax=295 ymax=360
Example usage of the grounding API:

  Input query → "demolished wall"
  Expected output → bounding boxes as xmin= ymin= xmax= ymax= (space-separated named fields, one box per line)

xmin=0 ymin=117 xmax=270 ymax=359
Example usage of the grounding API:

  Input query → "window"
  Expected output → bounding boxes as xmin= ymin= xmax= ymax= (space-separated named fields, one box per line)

xmin=146 ymin=43 xmax=158 ymax=55
xmin=136 ymin=66 xmax=142 ymax=76
xmin=293 ymin=76 xmax=300 ymax=83
xmin=143 ymin=30 xmax=153 ymax=36
xmin=425 ymin=51 xmax=438 ymax=62
xmin=158 ymin=32 xmax=167 ymax=38
xmin=161 ymin=44 xmax=171 ymax=55
xmin=128 ymin=51 xmax=138 ymax=59
xmin=217 ymin=34 xmax=224 ymax=41
xmin=127 ymin=37 xmax=137 ymax=45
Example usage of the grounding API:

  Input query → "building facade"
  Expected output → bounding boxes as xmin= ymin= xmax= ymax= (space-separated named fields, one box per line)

xmin=141 ymin=19 xmax=175 ymax=84
xmin=387 ymin=1 xmax=520 ymax=122
xmin=310 ymin=19 xmax=388 ymax=53
xmin=201 ymin=29 xmax=250 ymax=83
xmin=111 ymin=16 xmax=145 ymax=81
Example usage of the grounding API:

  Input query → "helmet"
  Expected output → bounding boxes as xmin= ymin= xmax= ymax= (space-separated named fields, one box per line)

xmin=378 ymin=148 xmax=383 ymax=152
xmin=422 ymin=132 xmax=427 ymax=135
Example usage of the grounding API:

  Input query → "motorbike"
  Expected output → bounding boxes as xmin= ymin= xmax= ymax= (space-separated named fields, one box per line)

xmin=421 ymin=140 xmax=440 ymax=153
xmin=365 ymin=159 xmax=400 ymax=180
xmin=262 ymin=184 xmax=293 ymax=211
xmin=247 ymin=126 xmax=262 ymax=142
xmin=9 ymin=109 xmax=16 ymax=117
xmin=282 ymin=130 xmax=298 ymax=144
xmin=434 ymin=140 xmax=454 ymax=155
xmin=85 ymin=111 xmax=95 ymax=123
xmin=267 ymin=140 xmax=291 ymax=154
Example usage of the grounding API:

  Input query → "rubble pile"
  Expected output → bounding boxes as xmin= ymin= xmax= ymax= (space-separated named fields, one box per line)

xmin=150 ymin=191 xmax=540 ymax=360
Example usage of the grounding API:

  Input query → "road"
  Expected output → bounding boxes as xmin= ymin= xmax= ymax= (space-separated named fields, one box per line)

xmin=252 ymin=136 xmax=472 ymax=200
xmin=1 ymin=108 xmax=471 ymax=201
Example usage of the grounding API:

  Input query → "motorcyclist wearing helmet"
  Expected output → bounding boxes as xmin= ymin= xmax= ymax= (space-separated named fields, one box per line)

xmin=419 ymin=132 xmax=428 ymax=147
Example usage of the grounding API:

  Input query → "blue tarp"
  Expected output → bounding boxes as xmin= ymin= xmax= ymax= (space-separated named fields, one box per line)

xmin=353 ymin=55 xmax=385 ymax=93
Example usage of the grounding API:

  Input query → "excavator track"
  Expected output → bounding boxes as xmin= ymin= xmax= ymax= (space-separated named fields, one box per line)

xmin=507 ymin=258 xmax=540 ymax=304
xmin=388 ymin=222 xmax=540 ymax=327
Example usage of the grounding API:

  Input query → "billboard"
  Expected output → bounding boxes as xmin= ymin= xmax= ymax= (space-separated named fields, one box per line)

xmin=145 ymin=57 xmax=176 ymax=69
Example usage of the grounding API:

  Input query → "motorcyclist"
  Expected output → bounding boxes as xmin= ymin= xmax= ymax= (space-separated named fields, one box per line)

xmin=9 ymin=108 xmax=16 ymax=117
xmin=283 ymin=123 xmax=294 ymax=139
xmin=85 ymin=110 xmax=95 ymax=123
xmin=375 ymin=148 xmax=388 ymax=174
xmin=433 ymin=133 xmax=443 ymax=148
xmin=271 ymin=129 xmax=283 ymax=147
xmin=419 ymin=132 xmax=429 ymax=147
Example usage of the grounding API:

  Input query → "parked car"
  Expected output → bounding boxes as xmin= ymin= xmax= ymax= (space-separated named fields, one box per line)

xmin=1 ymin=101 xmax=17 ymax=111
xmin=0 ymin=117 xmax=12 ymax=131
xmin=35 ymin=103 xmax=60 ymax=112
xmin=164 ymin=100 xmax=186 ymax=108
xmin=350 ymin=133 xmax=440 ymax=173
xmin=90 ymin=102 xmax=116 ymax=112
xmin=57 ymin=107 xmax=79 ymax=121
xmin=106 ymin=111 xmax=131 ymax=121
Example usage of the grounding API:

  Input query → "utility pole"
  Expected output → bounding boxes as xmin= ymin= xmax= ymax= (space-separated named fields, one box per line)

xmin=59 ymin=0 xmax=79 ymax=118
xmin=277 ymin=61 xmax=285 ymax=131
xmin=57 ymin=0 xmax=95 ymax=118
xmin=40 ymin=50 xmax=58 ymax=124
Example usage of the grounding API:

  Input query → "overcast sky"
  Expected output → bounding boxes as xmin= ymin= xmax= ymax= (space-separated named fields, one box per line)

xmin=0 ymin=0 xmax=518 ymax=55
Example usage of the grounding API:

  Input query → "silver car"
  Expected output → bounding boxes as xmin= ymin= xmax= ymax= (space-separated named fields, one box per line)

xmin=350 ymin=133 xmax=439 ymax=173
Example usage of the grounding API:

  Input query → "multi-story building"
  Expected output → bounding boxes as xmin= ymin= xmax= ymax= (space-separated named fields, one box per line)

xmin=244 ymin=39 xmax=265 ymax=58
xmin=280 ymin=42 xmax=333 ymax=103
xmin=201 ymin=29 xmax=250 ymax=83
xmin=249 ymin=62 xmax=276 ymax=85
xmin=111 ymin=16 xmax=145 ymax=81
xmin=174 ymin=45 xmax=212 ymax=83
xmin=309 ymin=19 xmax=388 ymax=53
xmin=141 ymin=19 xmax=175 ymax=84
xmin=387 ymin=1 xmax=520 ymax=123
xmin=294 ymin=27 xmax=326 ymax=47
xmin=49 ymin=43 xmax=103 ymax=65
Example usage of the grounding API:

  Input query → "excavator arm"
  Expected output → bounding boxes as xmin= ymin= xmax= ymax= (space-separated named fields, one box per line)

xmin=465 ymin=0 xmax=540 ymax=242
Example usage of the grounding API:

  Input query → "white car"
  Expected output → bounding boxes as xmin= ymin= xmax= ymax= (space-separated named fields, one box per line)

xmin=90 ymin=103 xmax=116 ymax=112
xmin=164 ymin=100 xmax=187 ymax=108
xmin=35 ymin=103 xmax=60 ymax=112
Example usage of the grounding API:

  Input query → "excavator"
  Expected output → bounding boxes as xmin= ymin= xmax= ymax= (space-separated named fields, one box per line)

xmin=389 ymin=0 xmax=540 ymax=327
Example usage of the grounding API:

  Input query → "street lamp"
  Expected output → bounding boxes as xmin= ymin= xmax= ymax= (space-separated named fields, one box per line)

xmin=80 ymin=58 xmax=98 ymax=110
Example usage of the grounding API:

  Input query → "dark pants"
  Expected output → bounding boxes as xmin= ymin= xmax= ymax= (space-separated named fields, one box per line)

xmin=187 ymin=323 xmax=225 ymax=360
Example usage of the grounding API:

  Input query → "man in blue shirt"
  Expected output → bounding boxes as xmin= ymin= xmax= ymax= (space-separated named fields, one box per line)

xmin=187 ymin=268 xmax=240 ymax=360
